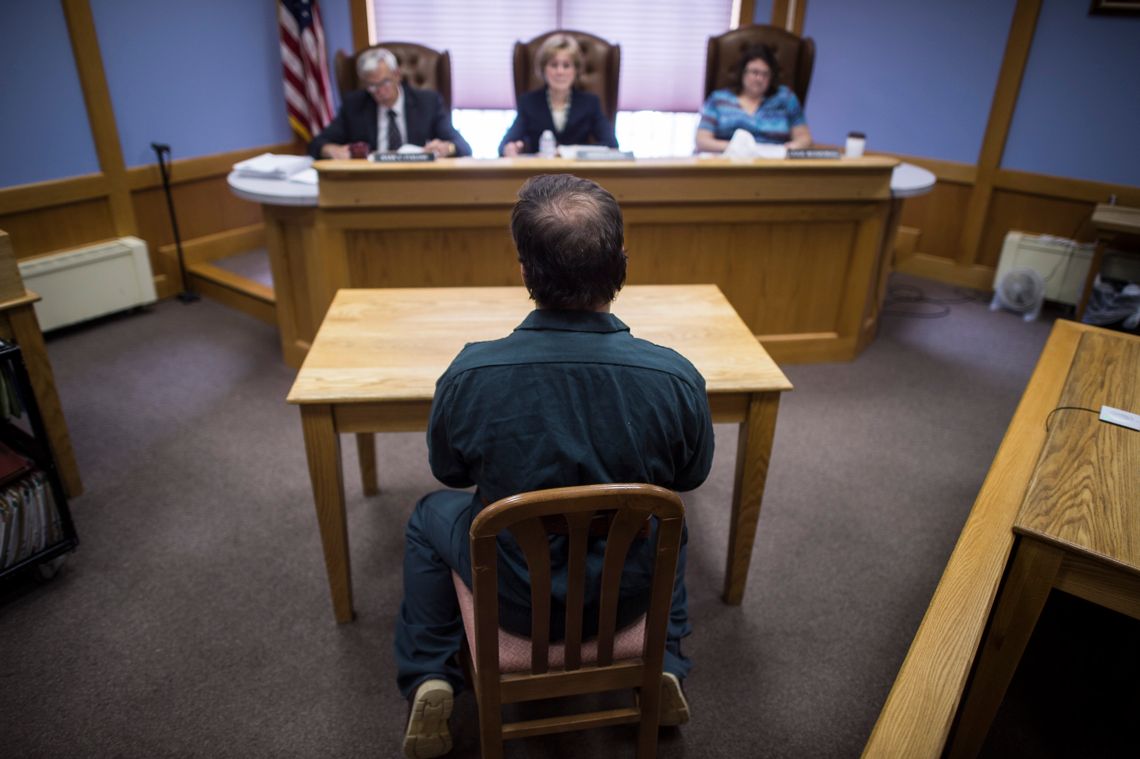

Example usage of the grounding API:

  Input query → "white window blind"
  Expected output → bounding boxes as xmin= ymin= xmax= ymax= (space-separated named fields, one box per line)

xmin=370 ymin=1 xmax=733 ymax=111
xmin=372 ymin=4 xmax=556 ymax=109
xmin=561 ymin=2 xmax=732 ymax=111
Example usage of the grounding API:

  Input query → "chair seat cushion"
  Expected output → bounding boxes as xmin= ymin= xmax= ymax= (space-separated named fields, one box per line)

xmin=451 ymin=571 xmax=645 ymax=674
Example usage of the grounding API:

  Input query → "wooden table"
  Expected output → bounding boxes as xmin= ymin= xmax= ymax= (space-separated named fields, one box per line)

xmin=864 ymin=321 xmax=1140 ymax=758
xmin=947 ymin=329 xmax=1140 ymax=756
xmin=287 ymin=285 xmax=792 ymax=623
xmin=236 ymin=155 xmax=900 ymax=368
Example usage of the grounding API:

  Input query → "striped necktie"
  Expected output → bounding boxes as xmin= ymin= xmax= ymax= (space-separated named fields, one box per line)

xmin=386 ymin=109 xmax=402 ymax=151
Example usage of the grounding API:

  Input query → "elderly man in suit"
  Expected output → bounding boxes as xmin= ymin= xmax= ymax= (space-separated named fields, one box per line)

xmin=308 ymin=47 xmax=471 ymax=159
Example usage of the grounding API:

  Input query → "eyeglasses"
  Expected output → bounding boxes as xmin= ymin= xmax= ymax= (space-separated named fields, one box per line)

xmin=744 ymin=67 xmax=772 ymax=79
xmin=364 ymin=77 xmax=398 ymax=92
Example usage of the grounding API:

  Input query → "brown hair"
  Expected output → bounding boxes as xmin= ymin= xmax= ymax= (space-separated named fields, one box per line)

xmin=511 ymin=174 xmax=627 ymax=310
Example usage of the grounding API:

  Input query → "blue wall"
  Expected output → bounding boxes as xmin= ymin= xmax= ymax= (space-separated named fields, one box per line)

xmin=89 ymin=0 xmax=294 ymax=168
xmin=321 ymin=0 xmax=354 ymax=110
xmin=1002 ymin=0 xmax=1140 ymax=186
xmin=0 ymin=0 xmax=101 ymax=187
xmin=802 ymin=0 xmax=1015 ymax=163
xmin=751 ymin=0 xmax=774 ymax=25
xmin=4 ymin=1 xmax=1138 ymax=188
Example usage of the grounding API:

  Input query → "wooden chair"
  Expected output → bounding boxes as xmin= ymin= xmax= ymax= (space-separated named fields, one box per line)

xmin=334 ymin=42 xmax=453 ymax=111
xmin=704 ymin=24 xmax=816 ymax=107
xmin=512 ymin=30 xmax=621 ymax=121
xmin=452 ymin=483 xmax=684 ymax=759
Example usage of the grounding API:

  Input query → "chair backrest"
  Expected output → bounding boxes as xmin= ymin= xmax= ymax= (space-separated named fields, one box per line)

xmin=512 ymin=30 xmax=621 ymax=121
xmin=334 ymin=42 xmax=453 ymax=111
xmin=468 ymin=483 xmax=684 ymax=757
xmin=704 ymin=24 xmax=816 ymax=108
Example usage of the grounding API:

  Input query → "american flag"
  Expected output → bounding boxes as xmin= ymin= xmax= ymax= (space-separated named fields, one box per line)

xmin=278 ymin=0 xmax=335 ymax=142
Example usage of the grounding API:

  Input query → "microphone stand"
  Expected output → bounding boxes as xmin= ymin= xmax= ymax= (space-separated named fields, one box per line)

xmin=150 ymin=142 xmax=199 ymax=303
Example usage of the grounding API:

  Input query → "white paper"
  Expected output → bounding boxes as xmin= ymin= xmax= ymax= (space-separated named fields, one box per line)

xmin=233 ymin=152 xmax=313 ymax=179
xmin=287 ymin=167 xmax=319 ymax=185
xmin=723 ymin=129 xmax=787 ymax=160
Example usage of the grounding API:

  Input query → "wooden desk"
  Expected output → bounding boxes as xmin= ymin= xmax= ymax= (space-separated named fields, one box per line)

xmin=948 ymin=330 xmax=1140 ymax=756
xmin=287 ymin=285 xmax=792 ymax=623
xmin=253 ymin=156 xmax=899 ymax=368
xmin=1076 ymin=203 xmax=1140 ymax=318
xmin=863 ymin=321 xmax=1140 ymax=758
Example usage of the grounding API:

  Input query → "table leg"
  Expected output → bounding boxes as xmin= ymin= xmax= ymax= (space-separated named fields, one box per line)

xmin=948 ymin=538 xmax=1063 ymax=758
xmin=300 ymin=404 xmax=354 ymax=623
xmin=723 ymin=393 xmax=781 ymax=605
xmin=356 ymin=433 xmax=379 ymax=496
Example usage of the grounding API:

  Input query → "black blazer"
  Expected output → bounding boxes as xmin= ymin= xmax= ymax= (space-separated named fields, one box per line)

xmin=498 ymin=87 xmax=618 ymax=155
xmin=308 ymin=84 xmax=472 ymax=158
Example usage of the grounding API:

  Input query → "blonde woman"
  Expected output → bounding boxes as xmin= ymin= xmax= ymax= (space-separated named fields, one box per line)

xmin=499 ymin=35 xmax=618 ymax=156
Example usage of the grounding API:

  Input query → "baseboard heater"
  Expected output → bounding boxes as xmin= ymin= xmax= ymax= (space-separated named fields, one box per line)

xmin=17 ymin=236 xmax=157 ymax=331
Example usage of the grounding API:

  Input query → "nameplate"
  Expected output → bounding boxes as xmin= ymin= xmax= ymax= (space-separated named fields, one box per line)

xmin=369 ymin=152 xmax=436 ymax=163
xmin=786 ymin=149 xmax=841 ymax=159
xmin=575 ymin=149 xmax=635 ymax=161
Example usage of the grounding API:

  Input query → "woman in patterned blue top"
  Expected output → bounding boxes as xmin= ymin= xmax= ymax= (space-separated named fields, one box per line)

xmin=696 ymin=44 xmax=813 ymax=153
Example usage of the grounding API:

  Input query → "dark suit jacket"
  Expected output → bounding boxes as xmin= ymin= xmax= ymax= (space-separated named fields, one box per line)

xmin=498 ymin=87 xmax=618 ymax=155
xmin=308 ymin=84 xmax=472 ymax=158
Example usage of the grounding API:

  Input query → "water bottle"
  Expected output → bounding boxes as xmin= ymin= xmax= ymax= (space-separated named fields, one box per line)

xmin=538 ymin=130 xmax=556 ymax=158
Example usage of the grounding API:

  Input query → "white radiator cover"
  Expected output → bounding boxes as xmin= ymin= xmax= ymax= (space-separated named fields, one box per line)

xmin=993 ymin=231 xmax=1094 ymax=307
xmin=17 ymin=236 xmax=157 ymax=331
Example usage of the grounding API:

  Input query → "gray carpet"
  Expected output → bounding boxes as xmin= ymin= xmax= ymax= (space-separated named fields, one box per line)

xmin=1 ymin=273 xmax=1136 ymax=758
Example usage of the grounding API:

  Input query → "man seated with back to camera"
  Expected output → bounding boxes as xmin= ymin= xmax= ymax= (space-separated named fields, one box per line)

xmin=308 ymin=47 xmax=471 ymax=160
xmin=396 ymin=174 xmax=714 ymax=759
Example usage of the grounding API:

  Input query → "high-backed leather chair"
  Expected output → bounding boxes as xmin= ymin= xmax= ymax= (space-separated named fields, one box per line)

xmin=704 ymin=25 xmax=815 ymax=107
xmin=334 ymin=42 xmax=453 ymax=111
xmin=453 ymin=483 xmax=684 ymax=759
xmin=512 ymin=30 xmax=620 ymax=121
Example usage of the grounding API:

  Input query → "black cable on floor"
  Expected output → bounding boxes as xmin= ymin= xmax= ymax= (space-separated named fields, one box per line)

xmin=880 ymin=283 xmax=981 ymax=319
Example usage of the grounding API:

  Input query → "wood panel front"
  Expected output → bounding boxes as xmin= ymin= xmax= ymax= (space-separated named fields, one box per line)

xmin=0 ymin=198 xmax=117 ymax=259
xmin=263 ymin=158 xmax=899 ymax=367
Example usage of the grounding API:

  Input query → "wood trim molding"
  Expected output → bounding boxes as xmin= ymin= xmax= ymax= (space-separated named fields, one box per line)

xmin=157 ymin=223 xmax=266 ymax=267
xmin=126 ymin=141 xmax=300 ymax=191
xmin=792 ymin=0 xmax=807 ymax=36
xmin=61 ymin=0 xmax=137 ymax=237
xmin=993 ymin=169 xmax=1140 ymax=207
xmin=732 ymin=0 xmax=757 ymax=28
xmin=770 ymin=0 xmax=806 ymax=34
xmin=350 ymin=0 xmax=372 ymax=50
xmin=0 ymin=173 xmax=109 ymax=215
xmin=770 ymin=0 xmax=790 ymax=29
xmin=895 ymin=252 xmax=995 ymax=291
xmin=957 ymin=0 xmax=1042 ymax=264
xmin=871 ymin=152 xmax=977 ymax=185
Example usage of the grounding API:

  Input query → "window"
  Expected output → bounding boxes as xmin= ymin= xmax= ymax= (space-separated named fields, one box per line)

xmin=370 ymin=1 xmax=733 ymax=110
xmin=371 ymin=1 xmax=733 ymax=156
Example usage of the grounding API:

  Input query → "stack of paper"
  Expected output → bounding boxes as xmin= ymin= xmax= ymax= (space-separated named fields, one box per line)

xmin=723 ymin=130 xmax=787 ymax=160
xmin=233 ymin=153 xmax=314 ymax=180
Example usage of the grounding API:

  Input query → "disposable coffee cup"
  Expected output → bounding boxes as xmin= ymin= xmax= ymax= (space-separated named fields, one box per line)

xmin=845 ymin=132 xmax=866 ymax=159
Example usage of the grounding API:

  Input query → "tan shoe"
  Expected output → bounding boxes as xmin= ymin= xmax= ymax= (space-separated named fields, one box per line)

xmin=403 ymin=679 xmax=454 ymax=758
xmin=659 ymin=672 xmax=690 ymax=726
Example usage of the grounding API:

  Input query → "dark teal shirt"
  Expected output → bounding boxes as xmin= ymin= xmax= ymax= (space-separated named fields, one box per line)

xmin=428 ymin=308 xmax=714 ymax=634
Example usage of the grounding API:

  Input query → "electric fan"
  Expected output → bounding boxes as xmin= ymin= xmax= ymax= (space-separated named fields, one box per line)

xmin=989 ymin=267 xmax=1046 ymax=322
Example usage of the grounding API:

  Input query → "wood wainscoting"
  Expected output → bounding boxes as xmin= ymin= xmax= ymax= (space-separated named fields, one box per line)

xmin=0 ymin=141 xmax=297 ymax=302
xmin=879 ymin=150 xmax=1140 ymax=292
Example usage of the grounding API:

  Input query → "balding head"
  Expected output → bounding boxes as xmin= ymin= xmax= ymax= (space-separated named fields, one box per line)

xmin=510 ymin=174 xmax=627 ymax=310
